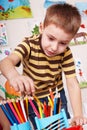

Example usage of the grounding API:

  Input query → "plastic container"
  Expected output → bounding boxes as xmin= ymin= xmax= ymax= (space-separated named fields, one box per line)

xmin=10 ymin=121 xmax=32 ymax=130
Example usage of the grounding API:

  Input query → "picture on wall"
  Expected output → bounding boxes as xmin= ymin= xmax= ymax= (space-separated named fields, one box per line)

xmin=0 ymin=0 xmax=33 ymax=20
xmin=75 ymin=59 xmax=87 ymax=88
xmin=44 ymin=0 xmax=66 ymax=9
xmin=70 ymin=26 xmax=87 ymax=46
xmin=0 ymin=23 xmax=8 ymax=46
xmin=75 ymin=2 xmax=87 ymax=20
xmin=70 ymin=2 xmax=87 ymax=46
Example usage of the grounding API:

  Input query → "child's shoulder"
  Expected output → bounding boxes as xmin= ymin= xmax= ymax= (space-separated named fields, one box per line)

xmin=23 ymin=34 xmax=41 ymax=42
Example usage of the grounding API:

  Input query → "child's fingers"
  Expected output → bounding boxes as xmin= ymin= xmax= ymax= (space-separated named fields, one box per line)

xmin=8 ymin=75 xmax=35 ymax=95
xmin=20 ymin=76 xmax=35 ymax=94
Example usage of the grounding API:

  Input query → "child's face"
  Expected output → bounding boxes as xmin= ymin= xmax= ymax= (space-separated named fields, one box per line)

xmin=41 ymin=24 xmax=73 ymax=57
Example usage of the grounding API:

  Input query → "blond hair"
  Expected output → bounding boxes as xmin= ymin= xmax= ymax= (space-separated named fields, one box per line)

xmin=43 ymin=3 xmax=81 ymax=36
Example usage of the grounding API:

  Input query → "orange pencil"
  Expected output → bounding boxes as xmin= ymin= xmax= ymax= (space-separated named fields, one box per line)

xmin=12 ymin=99 xmax=24 ymax=123
xmin=33 ymin=95 xmax=43 ymax=108
xmin=49 ymin=88 xmax=54 ymax=103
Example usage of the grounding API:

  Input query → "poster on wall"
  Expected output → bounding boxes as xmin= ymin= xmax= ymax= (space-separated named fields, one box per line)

xmin=70 ymin=2 xmax=87 ymax=46
xmin=0 ymin=0 xmax=33 ymax=20
xmin=0 ymin=23 xmax=8 ymax=46
xmin=75 ymin=2 xmax=87 ymax=20
xmin=75 ymin=59 xmax=87 ymax=88
xmin=70 ymin=26 xmax=87 ymax=46
xmin=0 ymin=47 xmax=11 ymax=61
xmin=44 ymin=0 xmax=66 ymax=9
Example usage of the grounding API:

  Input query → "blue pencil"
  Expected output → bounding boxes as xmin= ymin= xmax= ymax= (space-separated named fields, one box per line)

xmin=53 ymin=97 xmax=58 ymax=115
xmin=54 ymin=87 xmax=60 ymax=114
xmin=0 ymin=104 xmax=14 ymax=125
xmin=5 ymin=103 xmax=19 ymax=124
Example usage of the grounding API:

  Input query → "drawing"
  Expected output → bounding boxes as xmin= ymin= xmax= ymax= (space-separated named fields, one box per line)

xmin=75 ymin=59 xmax=87 ymax=88
xmin=73 ymin=32 xmax=87 ymax=45
xmin=0 ymin=47 xmax=11 ymax=61
xmin=44 ymin=0 xmax=66 ymax=9
xmin=75 ymin=2 xmax=87 ymax=20
xmin=70 ymin=22 xmax=87 ymax=46
xmin=0 ymin=23 xmax=8 ymax=46
xmin=0 ymin=0 xmax=33 ymax=20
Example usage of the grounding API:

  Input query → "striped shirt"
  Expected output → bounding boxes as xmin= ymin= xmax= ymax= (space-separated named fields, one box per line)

xmin=13 ymin=34 xmax=76 ymax=98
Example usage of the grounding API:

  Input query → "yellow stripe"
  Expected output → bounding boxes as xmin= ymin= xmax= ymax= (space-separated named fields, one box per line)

xmin=63 ymin=66 xmax=75 ymax=71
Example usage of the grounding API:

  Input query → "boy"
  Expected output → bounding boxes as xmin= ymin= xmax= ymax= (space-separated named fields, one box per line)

xmin=0 ymin=3 xmax=87 ymax=129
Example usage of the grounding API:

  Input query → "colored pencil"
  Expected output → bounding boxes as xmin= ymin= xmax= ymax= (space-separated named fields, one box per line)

xmin=33 ymin=95 xmax=43 ymax=108
xmin=20 ymin=98 xmax=27 ymax=122
xmin=29 ymin=99 xmax=40 ymax=118
xmin=16 ymin=99 xmax=26 ymax=122
xmin=38 ymin=102 xmax=43 ymax=118
xmin=48 ymin=96 xmax=54 ymax=109
xmin=43 ymin=101 xmax=48 ymax=117
xmin=12 ymin=99 xmax=24 ymax=123
xmin=24 ymin=96 xmax=29 ymax=119
xmin=0 ymin=104 xmax=14 ymax=125
xmin=8 ymin=101 xmax=21 ymax=124
xmin=5 ymin=102 xmax=19 ymax=124
xmin=49 ymin=88 xmax=54 ymax=101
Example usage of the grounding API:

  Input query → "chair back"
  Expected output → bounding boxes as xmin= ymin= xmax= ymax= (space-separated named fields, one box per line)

xmin=35 ymin=109 xmax=69 ymax=130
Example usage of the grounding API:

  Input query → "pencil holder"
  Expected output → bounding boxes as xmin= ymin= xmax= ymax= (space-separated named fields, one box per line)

xmin=10 ymin=121 xmax=32 ymax=130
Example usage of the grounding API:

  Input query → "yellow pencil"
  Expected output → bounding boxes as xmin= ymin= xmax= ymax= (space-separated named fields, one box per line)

xmin=24 ymin=95 xmax=28 ymax=119
xmin=38 ymin=102 xmax=43 ymax=118
xmin=33 ymin=95 xmax=43 ymax=108
xmin=49 ymin=88 xmax=54 ymax=102
xmin=48 ymin=96 xmax=54 ymax=109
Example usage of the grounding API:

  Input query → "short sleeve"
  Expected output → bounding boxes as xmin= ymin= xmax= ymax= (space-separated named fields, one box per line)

xmin=13 ymin=37 xmax=31 ymax=61
xmin=62 ymin=47 xmax=76 ymax=78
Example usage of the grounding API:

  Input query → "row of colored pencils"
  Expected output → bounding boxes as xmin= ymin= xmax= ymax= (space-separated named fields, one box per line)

xmin=0 ymin=87 xmax=61 ymax=126
xmin=0 ymin=96 xmax=29 ymax=125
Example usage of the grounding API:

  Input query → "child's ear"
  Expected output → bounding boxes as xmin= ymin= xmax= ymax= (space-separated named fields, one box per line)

xmin=39 ymin=22 xmax=43 ymax=33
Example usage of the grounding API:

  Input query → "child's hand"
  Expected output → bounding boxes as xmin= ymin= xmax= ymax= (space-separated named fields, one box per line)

xmin=71 ymin=116 xmax=87 ymax=126
xmin=8 ymin=75 xmax=35 ymax=95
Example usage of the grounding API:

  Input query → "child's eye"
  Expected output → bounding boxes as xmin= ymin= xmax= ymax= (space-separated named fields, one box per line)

xmin=60 ymin=42 xmax=67 ymax=45
xmin=48 ymin=37 xmax=54 ymax=41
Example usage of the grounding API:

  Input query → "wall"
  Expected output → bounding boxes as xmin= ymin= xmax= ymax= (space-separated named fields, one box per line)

xmin=0 ymin=0 xmax=87 ymax=116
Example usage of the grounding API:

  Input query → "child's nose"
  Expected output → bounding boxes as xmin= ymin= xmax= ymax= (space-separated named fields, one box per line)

xmin=51 ymin=42 xmax=58 ymax=51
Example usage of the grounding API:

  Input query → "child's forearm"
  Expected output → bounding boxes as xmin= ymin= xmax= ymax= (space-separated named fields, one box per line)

xmin=67 ymin=77 xmax=83 ymax=117
xmin=70 ymin=88 xmax=83 ymax=117
xmin=0 ymin=57 xmax=20 ymax=81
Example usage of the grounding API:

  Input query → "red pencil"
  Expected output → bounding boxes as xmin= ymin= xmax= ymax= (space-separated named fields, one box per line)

xmin=43 ymin=101 xmax=48 ymax=117
xmin=16 ymin=99 xmax=26 ymax=122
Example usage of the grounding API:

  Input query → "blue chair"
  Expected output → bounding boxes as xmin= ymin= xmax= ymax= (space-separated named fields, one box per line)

xmin=35 ymin=109 xmax=69 ymax=130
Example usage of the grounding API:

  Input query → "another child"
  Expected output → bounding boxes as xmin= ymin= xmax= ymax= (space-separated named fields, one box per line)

xmin=0 ymin=3 xmax=87 ymax=129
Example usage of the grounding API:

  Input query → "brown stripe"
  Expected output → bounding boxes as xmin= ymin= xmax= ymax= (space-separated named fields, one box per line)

xmin=23 ymin=68 xmax=61 ymax=79
xmin=28 ymin=62 xmax=60 ymax=70
xmin=63 ymin=53 xmax=72 ymax=61
xmin=15 ymin=44 xmax=29 ymax=57
xmin=62 ymin=61 xmax=74 ymax=67
xmin=64 ymin=69 xmax=75 ymax=75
